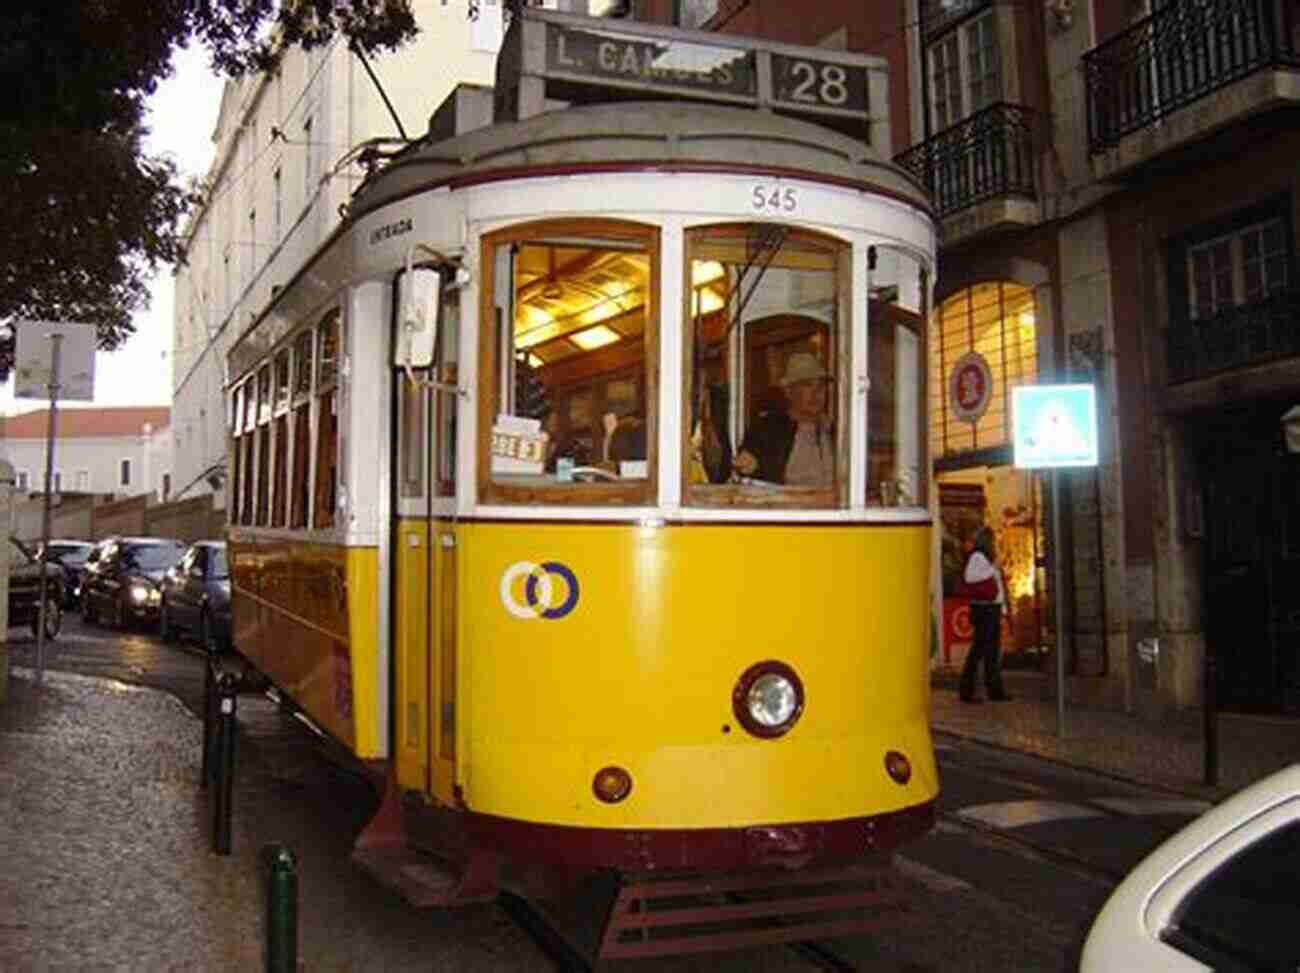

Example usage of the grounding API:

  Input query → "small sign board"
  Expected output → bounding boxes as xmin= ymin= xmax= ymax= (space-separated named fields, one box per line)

xmin=491 ymin=415 xmax=547 ymax=474
xmin=948 ymin=351 xmax=992 ymax=424
xmin=1012 ymin=384 xmax=1100 ymax=469
xmin=13 ymin=320 xmax=97 ymax=401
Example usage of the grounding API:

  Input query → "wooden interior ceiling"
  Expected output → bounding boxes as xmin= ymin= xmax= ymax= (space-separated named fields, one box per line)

xmin=514 ymin=243 xmax=651 ymax=364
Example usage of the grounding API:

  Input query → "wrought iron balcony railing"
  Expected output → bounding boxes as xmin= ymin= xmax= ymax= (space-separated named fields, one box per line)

xmin=1084 ymin=0 xmax=1299 ymax=155
xmin=1166 ymin=286 xmax=1300 ymax=384
xmin=894 ymin=102 xmax=1037 ymax=219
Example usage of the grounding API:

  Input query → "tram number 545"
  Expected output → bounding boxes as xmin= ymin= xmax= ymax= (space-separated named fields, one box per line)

xmin=752 ymin=185 xmax=798 ymax=213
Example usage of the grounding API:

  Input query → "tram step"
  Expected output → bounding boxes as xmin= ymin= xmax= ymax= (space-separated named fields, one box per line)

xmin=351 ymin=846 xmax=498 ymax=907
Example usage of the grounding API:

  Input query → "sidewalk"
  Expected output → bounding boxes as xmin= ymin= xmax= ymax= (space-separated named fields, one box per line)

xmin=929 ymin=668 xmax=1300 ymax=801
xmin=0 ymin=667 xmax=546 ymax=971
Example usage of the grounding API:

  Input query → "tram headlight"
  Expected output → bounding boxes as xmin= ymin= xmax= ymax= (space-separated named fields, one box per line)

xmin=733 ymin=661 xmax=804 ymax=739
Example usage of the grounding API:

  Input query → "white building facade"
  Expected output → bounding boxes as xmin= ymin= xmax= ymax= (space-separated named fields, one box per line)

xmin=170 ymin=0 xmax=522 ymax=503
xmin=0 ymin=407 xmax=173 ymax=501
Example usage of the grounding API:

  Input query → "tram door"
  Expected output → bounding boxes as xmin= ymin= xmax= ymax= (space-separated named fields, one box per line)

xmin=395 ymin=266 xmax=461 ymax=807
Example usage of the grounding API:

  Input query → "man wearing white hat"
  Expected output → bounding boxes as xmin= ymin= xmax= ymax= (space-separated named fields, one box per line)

xmin=733 ymin=351 xmax=833 ymax=486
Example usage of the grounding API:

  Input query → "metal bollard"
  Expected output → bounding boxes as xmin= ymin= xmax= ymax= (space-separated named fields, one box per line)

xmin=262 ymin=844 xmax=299 ymax=973
xmin=201 ymin=659 xmax=216 ymax=790
xmin=211 ymin=671 xmax=239 ymax=855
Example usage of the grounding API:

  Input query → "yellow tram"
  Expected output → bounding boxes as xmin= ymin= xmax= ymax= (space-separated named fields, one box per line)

xmin=226 ymin=9 xmax=938 ymax=957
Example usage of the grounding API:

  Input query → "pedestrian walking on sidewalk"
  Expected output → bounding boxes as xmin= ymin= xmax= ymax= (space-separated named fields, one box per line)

xmin=959 ymin=527 xmax=1012 ymax=703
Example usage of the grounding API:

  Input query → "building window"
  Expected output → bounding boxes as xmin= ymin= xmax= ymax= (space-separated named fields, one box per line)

xmin=75 ymin=470 xmax=90 ymax=491
xmin=1189 ymin=218 xmax=1289 ymax=320
xmin=16 ymin=471 xmax=28 ymax=491
xmin=926 ymin=5 xmax=1001 ymax=131
xmin=120 ymin=459 xmax=131 ymax=487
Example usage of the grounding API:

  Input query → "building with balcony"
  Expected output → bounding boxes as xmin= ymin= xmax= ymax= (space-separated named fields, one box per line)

xmin=638 ymin=0 xmax=1300 ymax=718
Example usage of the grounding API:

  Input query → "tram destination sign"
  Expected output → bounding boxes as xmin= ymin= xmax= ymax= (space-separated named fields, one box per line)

xmin=504 ymin=9 xmax=886 ymax=141
xmin=547 ymin=26 xmax=757 ymax=98
xmin=771 ymin=53 xmax=868 ymax=115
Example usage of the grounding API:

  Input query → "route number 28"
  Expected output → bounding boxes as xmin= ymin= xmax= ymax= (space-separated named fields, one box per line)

xmin=786 ymin=61 xmax=849 ymax=106
xmin=752 ymin=185 xmax=798 ymax=212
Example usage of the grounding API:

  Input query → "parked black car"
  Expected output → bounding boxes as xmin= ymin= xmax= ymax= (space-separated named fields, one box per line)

xmin=81 ymin=537 xmax=187 ymax=629
xmin=159 ymin=541 xmax=231 ymax=654
xmin=37 ymin=539 xmax=95 ymax=608
xmin=8 ymin=537 xmax=64 ymax=639
xmin=73 ymin=537 xmax=116 ymax=608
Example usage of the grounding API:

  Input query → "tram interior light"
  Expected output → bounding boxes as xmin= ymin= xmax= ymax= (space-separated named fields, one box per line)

xmin=571 ymin=325 xmax=620 ymax=350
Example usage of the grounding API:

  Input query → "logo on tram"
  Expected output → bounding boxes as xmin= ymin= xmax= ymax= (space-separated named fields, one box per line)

xmin=500 ymin=561 xmax=580 ymax=620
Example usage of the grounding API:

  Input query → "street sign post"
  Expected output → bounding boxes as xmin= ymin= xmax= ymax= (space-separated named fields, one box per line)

xmin=1013 ymin=384 xmax=1100 ymax=738
xmin=14 ymin=320 xmax=97 ymax=684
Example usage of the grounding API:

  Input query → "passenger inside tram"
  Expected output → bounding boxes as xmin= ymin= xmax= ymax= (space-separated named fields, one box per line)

xmin=733 ymin=351 xmax=833 ymax=486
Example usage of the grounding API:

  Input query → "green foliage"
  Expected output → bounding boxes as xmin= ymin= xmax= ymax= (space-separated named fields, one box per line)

xmin=0 ymin=1 xmax=420 ymax=381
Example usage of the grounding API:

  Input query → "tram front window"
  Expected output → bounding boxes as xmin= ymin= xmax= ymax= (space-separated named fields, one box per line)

xmin=685 ymin=224 xmax=849 ymax=508
xmin=483 ymin=221 xmax=658 ymax=505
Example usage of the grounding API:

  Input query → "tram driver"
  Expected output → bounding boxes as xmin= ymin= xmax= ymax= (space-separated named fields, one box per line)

xmin=733 ymin=352 xmax=833 ymax=486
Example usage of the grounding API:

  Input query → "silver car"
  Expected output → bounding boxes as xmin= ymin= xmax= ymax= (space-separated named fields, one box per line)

xmin=1082 ymin=764 xmax=1300 ymax=971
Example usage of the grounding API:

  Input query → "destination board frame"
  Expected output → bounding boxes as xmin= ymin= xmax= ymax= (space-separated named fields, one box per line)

xmin=500 ymin=8 xmax=890 ymax=148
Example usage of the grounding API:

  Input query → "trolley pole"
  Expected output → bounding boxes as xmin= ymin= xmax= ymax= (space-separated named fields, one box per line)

xmin=35 ymin=333 xmax=63 ymax=686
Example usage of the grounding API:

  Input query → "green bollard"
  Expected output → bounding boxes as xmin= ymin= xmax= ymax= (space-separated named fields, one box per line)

xmin=263 ymin=843 xmax=298 ymax=973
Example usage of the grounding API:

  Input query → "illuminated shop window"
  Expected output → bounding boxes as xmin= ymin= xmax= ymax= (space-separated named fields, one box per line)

xmin=930 ymin=281 xmax=1037 ymax=457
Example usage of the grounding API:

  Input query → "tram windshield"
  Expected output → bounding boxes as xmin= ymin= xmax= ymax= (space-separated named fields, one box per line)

xmin=483 ymin=220 xmax=658 ymax=505
xmin=686 ymin=224 xmax=848 ymax=507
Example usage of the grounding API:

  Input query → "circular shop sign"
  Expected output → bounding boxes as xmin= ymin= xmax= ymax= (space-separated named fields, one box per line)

xmin=949 ymin=351 xmax=993 ymax=423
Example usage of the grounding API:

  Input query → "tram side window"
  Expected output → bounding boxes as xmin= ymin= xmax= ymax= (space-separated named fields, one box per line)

xmin=398 ymin=372 xmax=426 ymax=499
xmin=436 ymin=282 xmax=459 ymax=498
xmin=229 ymin=384 xmax=244 ymax=525
xmin=482 ymin=221 xmax=657 ymax=504
xmin=868 ymin=248 xmax=927 ymax=508
xmin=684 ymin=224 xmax=849 ymax=508
xmin=240 ymin=374 xmax=257 ymax=524
xmin=291 ymin=329 xmax=313 ymax=528
xmin=314 ymin=310 xmax=341 ymax=528
xmin=255 ymin=364 xmax=272 ymax=525
xmin=272 ymin=350 xmax=290 ymax=526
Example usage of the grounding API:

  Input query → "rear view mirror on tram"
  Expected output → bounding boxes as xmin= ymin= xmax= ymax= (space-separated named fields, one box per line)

xmin=395 ymin=266 xmax=443 ymax=369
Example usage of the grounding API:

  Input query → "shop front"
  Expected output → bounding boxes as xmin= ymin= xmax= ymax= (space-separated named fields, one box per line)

xmin=931 ymin=281 xmax=1051 ymax=672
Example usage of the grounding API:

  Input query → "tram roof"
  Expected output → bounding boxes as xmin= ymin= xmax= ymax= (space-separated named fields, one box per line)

xmin=348 ymin=100 xmax=931 ymax=219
